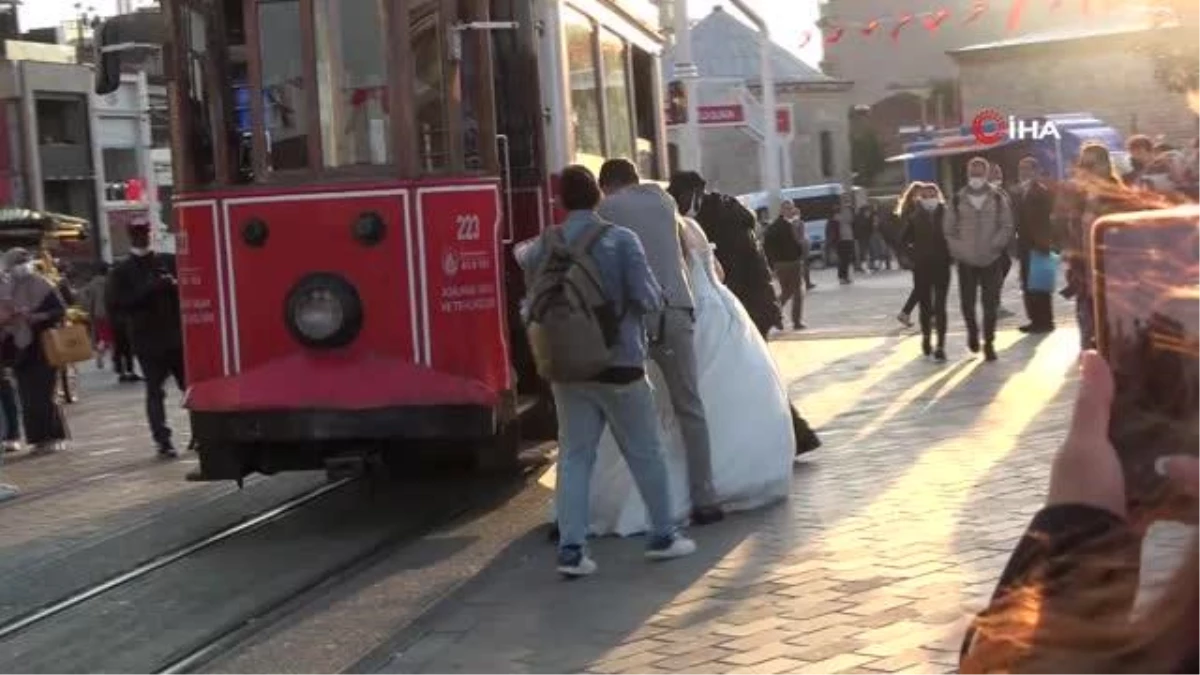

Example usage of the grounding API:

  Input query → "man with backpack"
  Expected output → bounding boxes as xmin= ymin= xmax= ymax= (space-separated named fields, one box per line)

xmin=944 ymin=156 xmax=1016 ymax=362
xmin=597 ymin=159 xmax=723 ymax=527
xmin=519 ymin=165 xmax=697 ymax=578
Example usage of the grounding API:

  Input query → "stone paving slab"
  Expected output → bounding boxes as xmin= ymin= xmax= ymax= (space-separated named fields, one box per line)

xmin=374 ymin=274 xmax=1191 ymax=675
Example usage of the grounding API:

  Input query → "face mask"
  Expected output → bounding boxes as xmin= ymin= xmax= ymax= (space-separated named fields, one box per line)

xmin=968 ymin=177 xmax=986 ymax=190
xmin=919 ymin=198 xmax=939 ymax=210
xmin=989 ymin=180 xmax=1002 ymax=188
xmin=129 ymin=246 xmax=150 ymax=257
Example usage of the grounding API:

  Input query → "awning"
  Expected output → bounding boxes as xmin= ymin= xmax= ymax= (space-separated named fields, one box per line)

xmin=886 ymin=138 xmax=1018 ymax=163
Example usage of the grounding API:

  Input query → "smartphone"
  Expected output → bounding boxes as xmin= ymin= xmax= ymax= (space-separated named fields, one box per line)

xmin=1091 ymin=205 xmax=1200 ymax=509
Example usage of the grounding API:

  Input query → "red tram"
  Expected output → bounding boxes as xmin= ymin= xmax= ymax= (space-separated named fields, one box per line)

xmin=96 ymin=0 xmax=669 ymax=480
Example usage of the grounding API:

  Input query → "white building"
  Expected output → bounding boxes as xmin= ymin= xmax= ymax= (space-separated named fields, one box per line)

xmin=92 ymin=70 xmax=162 ymax=260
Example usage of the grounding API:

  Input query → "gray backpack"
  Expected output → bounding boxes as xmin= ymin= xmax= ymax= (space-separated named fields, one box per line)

xmin=525 ymin=223 xmax=620 ymax=382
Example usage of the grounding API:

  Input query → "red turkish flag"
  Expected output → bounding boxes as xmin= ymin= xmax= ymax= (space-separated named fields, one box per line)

xmin=799 ymin=30 xmax=813 ymax=47
xmin=964 ymin=0 xmax=987 ymax=23
xmin=891 ymin=13 xmax=914 ymax=40
xmin=825 ymin=27 xmax=846 ymax=43
xmin=861 ymin=19 xmax=881 ymax=35
xmin=1006 ymin=0 xmax=1029 ymax=29
xmin=923 ymin=8 xmax=950 ymax=30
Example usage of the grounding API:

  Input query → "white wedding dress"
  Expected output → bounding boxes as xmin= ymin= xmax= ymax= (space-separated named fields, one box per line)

xmin=548 ymin=218 xmax=795 ymax=536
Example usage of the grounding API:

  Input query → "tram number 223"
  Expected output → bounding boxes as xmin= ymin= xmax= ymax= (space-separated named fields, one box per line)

xmin=455 ymin=214 xmax=481 ymax=241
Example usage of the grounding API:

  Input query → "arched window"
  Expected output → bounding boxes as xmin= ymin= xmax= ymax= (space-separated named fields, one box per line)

xmin=819 ymin=130 xmax=834 ymax=178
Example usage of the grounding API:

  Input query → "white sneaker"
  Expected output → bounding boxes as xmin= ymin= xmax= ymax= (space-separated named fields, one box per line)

xmin=556 ymin=549 xmax=598 ymax=578
xmin=896 ymin=312 xmax=913 ymax=327
xmin=2 ymin=440 xmax=22 ymax=453
xmin=0 ymin=483 xmax=19 ymax=502
xmin=645 ymin=535 xmax=698 ymax=561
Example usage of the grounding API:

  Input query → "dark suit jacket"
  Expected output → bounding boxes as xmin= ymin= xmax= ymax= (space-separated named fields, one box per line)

xmin=1012 ymin=181 xmax=1055 ymax=252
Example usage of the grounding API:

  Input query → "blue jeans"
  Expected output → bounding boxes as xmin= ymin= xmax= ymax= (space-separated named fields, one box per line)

xmin=552 ymin=377 xmax=676 ymax=551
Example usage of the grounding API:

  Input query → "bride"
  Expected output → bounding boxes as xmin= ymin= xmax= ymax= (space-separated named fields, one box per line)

xmin=551 ymin=215 xmax=796 ymax=537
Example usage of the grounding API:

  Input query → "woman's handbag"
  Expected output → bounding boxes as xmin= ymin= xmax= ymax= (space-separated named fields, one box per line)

xmin=41 ymin=323 xmax=94 ymax=368
xmin=1027 ymin=250 xmax=1061 ymax=293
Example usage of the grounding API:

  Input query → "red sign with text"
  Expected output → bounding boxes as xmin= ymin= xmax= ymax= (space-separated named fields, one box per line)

xmin=174 ymin=202 xmax=226 ymax=384
xmin=670 ymin=104 xmax=793 ymax=135
xmin=419 ymin=184 xmax=511 ymax=395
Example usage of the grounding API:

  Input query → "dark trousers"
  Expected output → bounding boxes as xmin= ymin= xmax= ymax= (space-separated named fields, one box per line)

xmin=958 ymin=259 xmax=1004 ymax=344
xmin=855 ymin=238 xmax=870 ymax=270
xmin=113 ymin=321 xmax=136 ymax=376
xmin=0 ymin=370 xmax=19 ymax=442
xmin=1018 ymin=247 xmax=1055 ymax=328
xmin=837 ymin=241 xmax=856 ymax=280
xmin=139 ymin=348 xmax=185 ymax=447
xmin=913 ymin=261 xmax=951 ymax=347
xmin=15 ymin=357 xmax=67 ymax=445
xmin=774 ymin=260 xmax=804 ymax=327
xmin=901 ymin=288 xmax=918 ymax=315
xmin=998 ymin=252 xmax=1012 ymax=285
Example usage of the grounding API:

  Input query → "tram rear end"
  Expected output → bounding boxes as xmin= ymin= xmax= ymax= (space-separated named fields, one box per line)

xmin=96 ymin=0 xmax=668 ymax=481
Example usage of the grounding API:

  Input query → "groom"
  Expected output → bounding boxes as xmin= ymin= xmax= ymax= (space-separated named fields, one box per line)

xmin=597 ymin=159 xmax=724 ymax=526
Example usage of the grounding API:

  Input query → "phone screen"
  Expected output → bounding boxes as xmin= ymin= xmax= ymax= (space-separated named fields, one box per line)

xmin=1094 ymin=211 xmax=1199 ymax=504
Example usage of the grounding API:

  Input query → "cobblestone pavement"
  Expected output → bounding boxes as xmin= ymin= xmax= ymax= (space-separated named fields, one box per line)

xmin=375 ymin=267 xmax=1192 ymax=675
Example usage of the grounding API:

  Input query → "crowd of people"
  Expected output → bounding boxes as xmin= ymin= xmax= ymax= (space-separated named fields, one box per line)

xmin=0 ymin=219 xmax=186 ymax=501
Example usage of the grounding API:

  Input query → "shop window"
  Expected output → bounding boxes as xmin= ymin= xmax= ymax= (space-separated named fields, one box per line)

xmin=599 ymin=29 xmax=632 ymax=160
xmin=564 ymin=8 xmax=602 ymax=166
xmin=313 ymin=0 xmax=391 ymax=167
xmin=258 ymin=0 xmax=309 ymax=170
xmin=820 ymin=130 xmax=834 ymax=178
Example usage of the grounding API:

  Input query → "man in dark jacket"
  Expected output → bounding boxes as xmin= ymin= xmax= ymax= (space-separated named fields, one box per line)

xmin=107 ymin=219 xmax=184 ymax=457
xmin=851 ymin=206 xmax=874 ymax=273
xmin=1013 ymin=155 xmax=1056 ymax=334
xmin=762 ymin=200 xmax=806 ymax=329
xmin=1122 ymin=134 xmax=1155 ymax=187
xmin=666 ymin=171 xmax=782 ymax=336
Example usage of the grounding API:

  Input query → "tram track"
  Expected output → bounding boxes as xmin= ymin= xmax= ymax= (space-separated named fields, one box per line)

xmin=0 ymin=459 xmax=539 ymax=674
xmin=0 ymin=476 xmax=354 ymax=644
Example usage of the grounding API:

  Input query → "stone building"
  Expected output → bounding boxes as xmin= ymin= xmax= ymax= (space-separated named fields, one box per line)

xmin=951 ymin=24 xmax=1199 ymax=145
xmin=663 ymin=6 xmax=852 ymax=197
xmin=818 ymin=0 xmax=1139 ymax=185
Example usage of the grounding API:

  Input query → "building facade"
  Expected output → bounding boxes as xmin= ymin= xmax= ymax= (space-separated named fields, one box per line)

xmin=952 ymin=25 xmax=1199 ymax=146
xmin=0 ymin=53 xmax=104 ymax=261
xmin=663 ymin=6 xmax=853 ymax=198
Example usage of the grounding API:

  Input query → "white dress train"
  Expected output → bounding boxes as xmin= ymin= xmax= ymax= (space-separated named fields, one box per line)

xmin=556 ymin=218 xmax=796 ymax=536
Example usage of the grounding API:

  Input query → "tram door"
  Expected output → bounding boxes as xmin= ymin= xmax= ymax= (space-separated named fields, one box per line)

xmin=484 ymin=0 xmax=548 ymax=397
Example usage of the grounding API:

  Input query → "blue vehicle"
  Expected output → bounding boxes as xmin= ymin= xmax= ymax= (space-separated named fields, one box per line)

xmin=888 ymin=112 xmax=1127 ymax=190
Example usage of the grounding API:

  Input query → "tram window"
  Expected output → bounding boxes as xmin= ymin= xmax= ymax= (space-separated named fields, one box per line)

xmin=412 ymin=0 xmax=449 ymax=171
xmin=258 ymin=0 xmax=310 ymax=171
xmin=183 ymin=7 xmax=215 ymax=184
xmin=313 ymin=0 xmax=391 ymax=167
xmin=599 ymin=30 xmax=633 ymax=160
xmin=631 ymin=47 xmax=659 ymax=179
xmin=563 ymin=8 xmax=602 ymax=164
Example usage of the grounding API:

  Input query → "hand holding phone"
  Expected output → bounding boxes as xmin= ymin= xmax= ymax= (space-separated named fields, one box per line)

xmin=1091 ymin=205 xmax=1200 ymax=516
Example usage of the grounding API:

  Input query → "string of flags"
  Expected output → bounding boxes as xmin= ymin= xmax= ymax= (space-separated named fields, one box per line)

xmin=800 ymin=0 xmax=1188 ymax=48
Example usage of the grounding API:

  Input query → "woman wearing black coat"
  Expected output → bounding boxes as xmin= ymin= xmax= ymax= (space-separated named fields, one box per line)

xmin=898 ymin=181 xmax=953 ymax=361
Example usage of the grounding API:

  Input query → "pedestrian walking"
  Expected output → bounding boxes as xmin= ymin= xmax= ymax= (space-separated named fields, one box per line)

xmin=599 ymin=159 xmax=723 ymax=525
xmin=762 ymin=200 xmax=807 ymax=330
xmin=80 ymin=263 xmax=112 ymax=369
xmin=989 ymin=163 xmax=1017 ymax=320
xmin=899 ymin=182 xmax=952 ymax=361
xmin=852 ymin=205 xmax=873 ymax=273
xmin=107 ymin=219 xmax=185 ymax=458
xmin=1012 ymin=155 xmax=1057 ymax=334
xmin=894 ymin=188 xmax=922 ymax=327
xmin=944 ymin=156 xmax=1015 ymax=361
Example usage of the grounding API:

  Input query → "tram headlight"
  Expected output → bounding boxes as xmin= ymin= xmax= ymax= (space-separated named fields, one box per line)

xmin=284 ymin=273 xmax=363 ymax=349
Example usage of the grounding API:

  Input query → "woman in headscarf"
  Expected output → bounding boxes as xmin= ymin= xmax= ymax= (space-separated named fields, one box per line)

xmin=0 ymin=248 xmax=69 ymax=453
